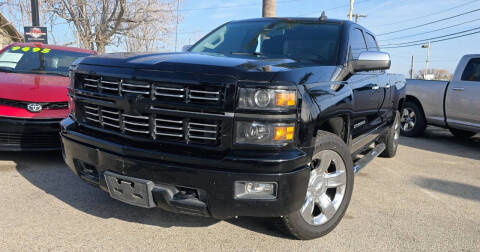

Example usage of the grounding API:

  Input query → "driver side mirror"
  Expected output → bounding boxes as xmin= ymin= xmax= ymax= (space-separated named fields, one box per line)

xmin=352 ymin=51 xmax=391 ymax=72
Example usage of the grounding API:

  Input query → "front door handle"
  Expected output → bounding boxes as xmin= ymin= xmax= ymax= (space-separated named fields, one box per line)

xmin=372 ymin=85 xmax=380 ymax=90
xmin=385 ymin=84 xmax=391 ymax=88
xmin=452 ymin=87 xmax=464 ymax=91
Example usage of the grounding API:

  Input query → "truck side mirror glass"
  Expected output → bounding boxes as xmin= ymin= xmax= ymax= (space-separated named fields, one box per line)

xmin=182 ymin=45 xmax=192 ymax=52
xmin=352 ymin=51 xmax=391 ymax=72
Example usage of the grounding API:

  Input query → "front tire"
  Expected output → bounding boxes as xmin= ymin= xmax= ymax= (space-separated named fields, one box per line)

xmin=400 ymin=101 xmax=426 ymax=137
xmin=450 ymin=128 xmax=477 ymax=139
xmin=380 ymin=111 xmax=400 ymax=158
xmin=277 ymin=131 xmax=354 ymax=240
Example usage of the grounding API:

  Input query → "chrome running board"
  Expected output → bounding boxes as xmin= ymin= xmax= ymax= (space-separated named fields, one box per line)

xmin=353 ymin=143 xmax=386 ymax=174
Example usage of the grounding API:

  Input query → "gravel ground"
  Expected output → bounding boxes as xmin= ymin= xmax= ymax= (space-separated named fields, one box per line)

xmin=0 ymin=127 xmax=479 ymax=251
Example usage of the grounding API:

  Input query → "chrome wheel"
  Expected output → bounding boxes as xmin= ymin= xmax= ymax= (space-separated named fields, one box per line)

xmin=401 ymin=107 xmax=416 ymax=132
xmin=301 ymin=150 xmax=347 ymax=226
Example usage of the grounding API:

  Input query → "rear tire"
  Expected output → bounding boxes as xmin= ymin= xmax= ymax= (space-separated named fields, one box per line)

xmin=276 ymin=131 xmax=354 ymax=240
xmin=400 ymin=101 xmax=426 ymax=137
xmin=449 ymin=128 xmax=477 ymax=139
xmin=380 ymin=111 xmax=400 ymax=158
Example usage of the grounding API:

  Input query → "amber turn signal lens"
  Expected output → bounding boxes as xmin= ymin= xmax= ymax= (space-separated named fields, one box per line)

xmin=274 ymin=126 xmax=294 ymax=141
xmin=275 ymin=92 xmax=296 ymax=107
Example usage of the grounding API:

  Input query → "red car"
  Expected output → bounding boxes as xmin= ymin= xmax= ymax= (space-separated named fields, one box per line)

xmin=0 ymin=43 xmax=95 ymax=151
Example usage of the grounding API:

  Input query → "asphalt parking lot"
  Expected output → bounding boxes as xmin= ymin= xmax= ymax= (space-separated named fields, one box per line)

xmin=0 ymin=127 xmax=479 ymax=251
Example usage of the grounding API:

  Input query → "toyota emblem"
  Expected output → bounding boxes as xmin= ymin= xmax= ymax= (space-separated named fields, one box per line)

xmin=27 ymin=103 xmax=43 ymax=113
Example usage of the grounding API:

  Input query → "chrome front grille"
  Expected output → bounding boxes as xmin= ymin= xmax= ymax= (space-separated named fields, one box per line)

xmin=83 ymin=77 xmax=100 ymax=89
xmin=155 ymin=116 xmax=184 ymax=139
xmin=122 ymin=81 xmax=151 ymax=95
xmin=189 ymin=89 xmax=220 ymax=102
xmin=82 ymin=76 xmax=151 ymax=97
xmin=152 ymin=83 xmax=222 ymax=104
xmin=154 ymin=85 xmax=185 ymax=99
xmin=188 ymin=121 xmax=218 ymax=141
xmin=123 ymin=114 xmax=150 ymax=135
xmin=80 ymin=102 xmax=221 ymax=145
xmin=78 ymin=74 xmax=223 ymax=105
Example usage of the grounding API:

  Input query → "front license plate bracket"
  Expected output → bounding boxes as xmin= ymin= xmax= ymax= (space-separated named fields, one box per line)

xmin=104 ymin=171 xmax=156 ymax=208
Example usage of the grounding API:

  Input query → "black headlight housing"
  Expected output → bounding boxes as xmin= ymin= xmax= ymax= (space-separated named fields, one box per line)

xmin=234 ymin=83 xmax=299 ymax=146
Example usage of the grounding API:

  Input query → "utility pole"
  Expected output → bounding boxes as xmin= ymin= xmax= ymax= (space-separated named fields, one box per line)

xmin=352 ymin=14 xmax=367 ymax=23
xmin=347 ymin=0 xmax=366 ymax=23
xmin=30 ymin=0 xmax=40 ymax=26
xmin=348 ymin=0 xmax=354 ymax=21
xmin=347 ymin=14 xmax=367 ymax=23
xmin=410 ymin=55 xmax=414 ymax=79
xmin=174 ymin=0 xmax=180 ymax=52
xmin=263 ymin=0 xmax=276 ymax=17
xmin=422 ymin=42 xmax=430 ymax=79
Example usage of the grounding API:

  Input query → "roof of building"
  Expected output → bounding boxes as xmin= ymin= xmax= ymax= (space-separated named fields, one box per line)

xmin=0 ymin=13 xmax=23 ymax=42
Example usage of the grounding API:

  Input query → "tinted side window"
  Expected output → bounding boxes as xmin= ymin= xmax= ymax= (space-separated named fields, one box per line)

xmin=461 ymin=58 xmax=480 ymax=82
xmin=365 ymin=33 xmax=378 ymax=51
xmin=350 ymin=28 xmax=367 ymax=59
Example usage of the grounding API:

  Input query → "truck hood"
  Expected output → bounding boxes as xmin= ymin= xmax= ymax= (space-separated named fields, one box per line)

xmin=0 ymin=72 xmax=69 ymax=102
xmin=78 ymin=52 xmax=339 ymax=83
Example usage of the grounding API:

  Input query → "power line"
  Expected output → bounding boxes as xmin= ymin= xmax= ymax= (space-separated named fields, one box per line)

xmin=370 ymin=0 xmax=478 ymax=28
xmin=376 ymin=8 xmax=480 ymax=36
xmin=377 ymin=18 xmax=480 ymax=42
xmin=297 ymin=0 xmax=371 ymax=17
xmin=72 ymin=0 xmax=303 ymax=15
xmin=379 ymin=27 xmax=480 ymax=47
xmin=177 ymin=0 xmax=370 ymax=36
xmin=178 ymin=30 xmax=208 ymax=35
xmin=149 ymin=0 xmax=302 ymax=13
xmin=382 ymin=30 xmax=480 ymax=49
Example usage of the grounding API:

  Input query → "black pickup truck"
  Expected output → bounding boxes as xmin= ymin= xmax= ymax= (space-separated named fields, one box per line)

xmin=61 ymin=17 xmax=405 ymax=239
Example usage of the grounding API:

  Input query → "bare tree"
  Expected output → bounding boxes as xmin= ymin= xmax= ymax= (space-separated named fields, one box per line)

xmin=44 ymin=0 xmax=177 ymax=53
xmin=122 ymin=0 xmax=177 ymax=52
xmin=262 ymin=0 xmax=276 ymax=17
xmin=0 ymin=0 xmax=50 ymax=30
xmin=414 ymin=69 xmax=453 ymax=80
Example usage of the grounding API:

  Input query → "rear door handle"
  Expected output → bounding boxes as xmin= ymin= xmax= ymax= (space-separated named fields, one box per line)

xmin=452 ymin=87 xmax=464 ymax=91
xmin=385 ymin=84 xmax=391 ymax=88
xmin=372 ymin=85 xmax=380 ymax=90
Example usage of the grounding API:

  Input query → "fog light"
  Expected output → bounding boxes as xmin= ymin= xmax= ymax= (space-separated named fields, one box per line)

xmin=234 ymin=181 xmax=277 ymax=199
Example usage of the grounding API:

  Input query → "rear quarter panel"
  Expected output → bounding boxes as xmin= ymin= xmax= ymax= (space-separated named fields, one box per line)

xmin=406 ymin=79 xmax=448 ymax=126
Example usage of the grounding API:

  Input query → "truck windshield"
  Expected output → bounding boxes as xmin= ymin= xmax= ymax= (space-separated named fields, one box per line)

xmin=0 ymin=45 xmax=92 ymax=77
xmin=190 ymin=20 xmax=341 ymax=65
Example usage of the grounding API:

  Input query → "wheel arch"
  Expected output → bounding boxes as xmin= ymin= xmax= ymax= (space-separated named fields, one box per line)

xmin=404 ymin=95 xmax=426 ymax=119
xmin=315 ymin=114 xmax=350 ymax=144
xmin=397 ymin=97 xmax=405 ymax=112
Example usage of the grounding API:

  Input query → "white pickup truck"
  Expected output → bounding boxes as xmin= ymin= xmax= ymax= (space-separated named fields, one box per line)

xmin=402 ymin=54 xmax=480 ymax=138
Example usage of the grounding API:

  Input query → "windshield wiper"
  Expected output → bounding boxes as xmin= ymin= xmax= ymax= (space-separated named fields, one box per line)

xmin=30 ymin=71 xmax=68 ymax=77
xmin=231 ymin=52 xmax=264 ymax=56
xmin=0 ymin=67 xmax=15 ymax=73
xmin=45 ymin=72 xmax=68 ymax=77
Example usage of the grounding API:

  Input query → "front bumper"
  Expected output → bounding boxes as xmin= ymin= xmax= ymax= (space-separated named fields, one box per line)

xmin=0 ymin=116 xmax=62 ymax=151
xmin=61 ymin=118 xmax=311 ymax=219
